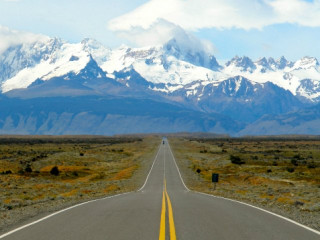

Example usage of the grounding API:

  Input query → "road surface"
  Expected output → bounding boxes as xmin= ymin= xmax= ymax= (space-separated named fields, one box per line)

xmin=1 ymin=140 xmax=319 ymax=239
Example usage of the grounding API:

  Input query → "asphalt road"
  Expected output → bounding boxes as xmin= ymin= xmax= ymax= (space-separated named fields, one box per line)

xmin=1 ymin=140 xmax=319 ymax=239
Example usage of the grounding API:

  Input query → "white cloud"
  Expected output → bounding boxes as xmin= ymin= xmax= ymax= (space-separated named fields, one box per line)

xmin=270 ymin=0 xmax=320 ymax=27
xmin=108 ymin=0 xmax=320 ymax=31
xmin=0 ymin=25 xmax=49 ymax=54
xmin=115 ymin=19 xmax=215 ymax=53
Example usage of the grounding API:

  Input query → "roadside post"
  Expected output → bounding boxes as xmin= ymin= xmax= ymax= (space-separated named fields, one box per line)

xmin=212 ymin=173 xmax=219 ymax=190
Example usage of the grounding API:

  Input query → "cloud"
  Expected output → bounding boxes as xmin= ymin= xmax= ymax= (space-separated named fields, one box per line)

xmin=0 ymin=26 xmax=49 ymax=54
xmin=108 ymin=0 xmax=320 ymax=32
xmin=115 ymin=19 xmax=215 ymax=53
xmin=270 ymin=0 xmax=320 ymax=27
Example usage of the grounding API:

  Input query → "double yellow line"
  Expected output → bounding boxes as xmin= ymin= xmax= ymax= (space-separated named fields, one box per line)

xmin=159 ymin=180 xmax=176 ymax=240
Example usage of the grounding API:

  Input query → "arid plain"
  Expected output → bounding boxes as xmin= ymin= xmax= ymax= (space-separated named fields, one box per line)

xmin=0 ymin=135 xmax=319 ymax=233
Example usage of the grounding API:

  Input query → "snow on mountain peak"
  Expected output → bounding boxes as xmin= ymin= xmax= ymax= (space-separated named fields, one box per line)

xmin=276 ymin=56 xmax=293 ymax=70
xmin=255 ymin=57 xmax=271 ymax=73
xmin=293 ymin=56 xmax=319 ymax=70
xmin=1 ymin=34 xmax=320 ymax=103
xmin=296 ymin=79 xmax=320 ymax=102
xmin=1 ymin=41 xmax=91 ymax=92
xmin=81 ymin=38 xmax=111 ymax=66
xmin=163 ymin=38 xmax=220 ymax=70
xmin=256 ymin=57 xmax=269 ymax=67
xmin=225 ymin=56 xmax=256 ymax=72
xmin=99 ymin=41 xmax=223 ymax=86
xmin=0 ymin=37 xmax=65 ymax=84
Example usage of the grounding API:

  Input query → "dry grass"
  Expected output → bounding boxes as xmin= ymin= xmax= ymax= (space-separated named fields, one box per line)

xmin=170 ymin=137 xmax=320 ymax=231
xmin=0 ymin=136 xmax=159 ymax=231
xmin=111 ymin=165 xmax=138 ymax=180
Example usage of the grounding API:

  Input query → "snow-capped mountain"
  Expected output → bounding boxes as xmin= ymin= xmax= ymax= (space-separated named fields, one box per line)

xmin=1 ymin=36 xmax=320 ymax=104
xmin=1 ymin=40 xmax=94 ymax=92
xmin=223 ymin=55 xmax=320 ymax=102
xmin=255 ymin=56 xmax=294 ymax=72
xmin=0 ymin=37 xmax=62 ymax=83
xmin=162 ymin=76 xmax=303 ymax=122
xmin=100 ymin=40 xmax=224 ymax=87
xmin=225 ymin=56 xmax=256 ymax=73
xmin=81 ymin=38 xmax=112 ymax=66
xmin=1 ymin=34 xmax=320 ymax=135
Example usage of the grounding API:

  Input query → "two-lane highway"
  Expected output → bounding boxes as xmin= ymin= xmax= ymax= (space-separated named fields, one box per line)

xmin=1 ymin=140 xmax=319 ymax=239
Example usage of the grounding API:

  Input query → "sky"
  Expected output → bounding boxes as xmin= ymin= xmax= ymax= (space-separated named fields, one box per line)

xmin=0 ymin=0 xmax=320 ymax=62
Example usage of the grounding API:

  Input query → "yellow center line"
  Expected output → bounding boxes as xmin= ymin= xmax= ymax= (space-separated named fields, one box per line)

xmin=165 ymin=189 xmax=177 ymax=240
xmin=159 ymin=190 xmax=166 ymax=240
xmin=159 ymin=179 xmax=177 ymax=240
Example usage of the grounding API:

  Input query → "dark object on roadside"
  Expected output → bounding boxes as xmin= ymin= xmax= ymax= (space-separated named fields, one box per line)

xmin=196 ymin=168 xmax=201 ymax=174
xmin=212 ymin=173 xmax=219 ymax=183
xmin=50 ymin=166 xmax=60 ymax=176
xmin=212 ymin=173 xmax=219 ymax=190
xmin=267 ymin=169 xmax=272 ymax=173
xmin=80 ymin=152 xmax=84 ymax=156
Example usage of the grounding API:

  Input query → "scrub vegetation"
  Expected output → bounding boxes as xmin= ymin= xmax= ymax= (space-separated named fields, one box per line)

xmin=170 ymin=137 xmax=320 ymax=231
xmin=0 ymin=136 xmax=159 ymax=232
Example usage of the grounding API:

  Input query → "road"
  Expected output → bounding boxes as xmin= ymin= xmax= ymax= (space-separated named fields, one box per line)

xmin=1 ymin=140 xmax=319 ymax=239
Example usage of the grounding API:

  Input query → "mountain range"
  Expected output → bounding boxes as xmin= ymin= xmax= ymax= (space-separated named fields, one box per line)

xmin=0 ymin=36 xmax=320 ymax=135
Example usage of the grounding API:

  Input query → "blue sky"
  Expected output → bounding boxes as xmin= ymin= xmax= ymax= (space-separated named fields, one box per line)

xmin=0 ymin=0 xmax=320 ymax=62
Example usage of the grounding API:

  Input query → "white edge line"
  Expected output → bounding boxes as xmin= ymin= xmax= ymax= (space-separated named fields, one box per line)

xmin=1 ymin=141 xmax=162 ymax=238
xmin=0 ymin=192 xmax=132 ymax=239
xmin=137 ymin=143 xmax=162 ymax=192
xmin=167 ymin=139 xmax=320 ymax=236
xmin=167 ymin=140 xmax=190 ymax=192
xmin=195 ymin=191 xmax=320 ymax=236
